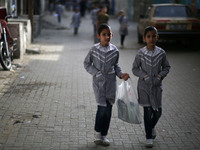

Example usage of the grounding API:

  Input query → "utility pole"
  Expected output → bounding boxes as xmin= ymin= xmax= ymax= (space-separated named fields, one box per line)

xmin=28 ymin=0 xmax=33 ymax=41
xmin=129 ymin=0 xmax=133 ymax=21
xmin=175 ymin=0 xmax=179 ymax=3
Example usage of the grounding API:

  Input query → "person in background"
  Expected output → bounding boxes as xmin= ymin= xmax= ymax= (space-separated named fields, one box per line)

xmin=90 ymin=4 xmax=100 ymax=43
xmin=96 ymin=6 xmax=109 ymax=29
xmin=87 ymin=0 xmax=93 ymax=13
xmin=103 ymin=0 xmax=110 ymax=14
xmin=95 ymin=6 xmax=109 ymax=43
xmin=71 ymin=7 xmax=81 ymax=35
xmin=65 ymin=0 xmax=72 ymax=11
xmin=56 ymin=1 xmax=63 ymax=23
xmin=49 ymin=0 xmax=55 ymax=15
xmin=118 ymin=10 xmax=129 ymax=48
xmin=132 ymin=26 xmax=170 ymax=148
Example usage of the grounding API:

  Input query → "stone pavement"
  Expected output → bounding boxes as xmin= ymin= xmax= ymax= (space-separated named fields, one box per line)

xmin=0 ymin=10 xmax=200 ymax=150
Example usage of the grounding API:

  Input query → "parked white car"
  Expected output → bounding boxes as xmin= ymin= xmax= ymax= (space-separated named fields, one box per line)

xmin=137 ymin=4 xmax=200 ymax=43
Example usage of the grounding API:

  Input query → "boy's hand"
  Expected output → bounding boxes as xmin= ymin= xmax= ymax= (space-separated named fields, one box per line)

xmin=120 ymin=73 xmax=130 ymax=81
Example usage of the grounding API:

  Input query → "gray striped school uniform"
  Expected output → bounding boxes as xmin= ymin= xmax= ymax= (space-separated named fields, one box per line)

xmin=132 ymin=46 xmax=170 ymax=110
xmin=71 ymin=12 xmax=81 ymax=28
xmin=118 ymin=15 xmax=129 ymax=36
xmin=84 ymin=43 xmax=123 ymax=106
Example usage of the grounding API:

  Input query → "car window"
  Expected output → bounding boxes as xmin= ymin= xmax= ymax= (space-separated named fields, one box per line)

xmin=153 ymin=6 xmax=192 ymax=17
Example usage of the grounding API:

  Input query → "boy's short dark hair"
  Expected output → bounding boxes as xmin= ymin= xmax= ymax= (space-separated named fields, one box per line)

xmin=99 ymin=5 xmax=107 ymax=10
xmin=144 ymin=26 xmax=158 ymax=37
xmin=98 ymin=24 xmax=111 ymax=35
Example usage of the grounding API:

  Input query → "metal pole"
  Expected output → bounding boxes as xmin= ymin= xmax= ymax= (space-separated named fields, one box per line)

xmin=14 ymin=0 xmax=17 ymax=17
xmin=28 ymin=0 xmax=33 ymax=41
xmin=20 ymin=0 xmax=23 ymax=16
xmin=129 ymin=0 xmax=133 ymax=21
xmin=28 ymin=0 xmax=33 ymax=25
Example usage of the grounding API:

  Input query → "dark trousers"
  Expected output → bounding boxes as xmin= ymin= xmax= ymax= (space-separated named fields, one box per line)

xmin=57 ymin=14 xmax=61 ymax=23
xmin=120 ymin=35 xmax=126 ymax=46
xmin=95 ymin=101 xmax=112 ymax=136
xmin=74 ymin=28 xmax=78 ymax=35
xmin=144 ymin=107 xmax=162 ymax=139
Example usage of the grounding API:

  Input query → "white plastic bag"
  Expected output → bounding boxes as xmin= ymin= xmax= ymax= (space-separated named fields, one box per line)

xmin=117 ymin=79 xmax=141 ymax=124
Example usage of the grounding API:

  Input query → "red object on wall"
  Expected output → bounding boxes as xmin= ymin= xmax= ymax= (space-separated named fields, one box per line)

xmin=0 ymin=7 xmax=7 ymax=20
xmin=0 ymin=7 xmax=13 ymax=43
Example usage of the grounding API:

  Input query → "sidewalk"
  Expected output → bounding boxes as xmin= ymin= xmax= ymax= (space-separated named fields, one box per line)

xmin=0 ymin=10 xmax=200 ymax=150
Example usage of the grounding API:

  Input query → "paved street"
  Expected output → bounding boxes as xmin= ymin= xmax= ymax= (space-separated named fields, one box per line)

xmin=0 ymin=10 xmax=200 ymax=150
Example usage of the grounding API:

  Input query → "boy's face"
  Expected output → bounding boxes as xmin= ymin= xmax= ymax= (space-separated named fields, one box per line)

xmin=143 ymin=30 xmax=159 ymax=49
xmin=119 ymin=12 xmax=124 ymax=16
xmin=97 ymin=28 xmax=113 ymax=47
xmin=101 ymin=7 xmax=107 ymax=13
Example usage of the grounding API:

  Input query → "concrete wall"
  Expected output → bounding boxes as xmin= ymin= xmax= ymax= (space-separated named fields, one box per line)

xmin=8 ymin=18 xmax=31 ymax=47
xmin=7 ymin=22 xmax=24 ymax=59
xmin=0 ymin=0 xmax=47 ymax=60
xmin=7 ymin=18 xmax=32 ymax=59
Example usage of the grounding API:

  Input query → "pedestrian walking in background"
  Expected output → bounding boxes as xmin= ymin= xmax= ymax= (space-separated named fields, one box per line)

xmin=84 ymin=24 xmax=129 ymax=146
xmin=87 ymin=0 xmax=93 ymax=13
xmin=65 ymin=0 xmax=72 ymax=11
xmin=90 ymin=4 xmax=100 ymax=43
xmin=49 ymin=0 xmax=55 ymax=15
xmin=132 ymin=26 xmax=171 ymax=148
xmin=94 ymin=6 xmax=109 ymax=43
xmin=96 ymin=6 xmax=109 ymax=29
xmin=56 ymin=1 xmax=63 ymax=23
xmin=118 ymin=10 xmax=129 ymax=48
xmin=70 ymin=7 xmax=81 ymax=35
xmin=102 ymin=0 xmax=110 ymax=14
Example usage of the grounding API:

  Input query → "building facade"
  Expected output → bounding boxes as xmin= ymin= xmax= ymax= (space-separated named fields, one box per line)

xmin=0 ymin=0 xmax=47 ymax=38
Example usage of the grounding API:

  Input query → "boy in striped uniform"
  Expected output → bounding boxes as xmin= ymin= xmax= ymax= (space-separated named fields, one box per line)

xmin=84 ymin=24 xmax=129 ymax=146
xmin=132 ymin=26 xmax=170 ymax=148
